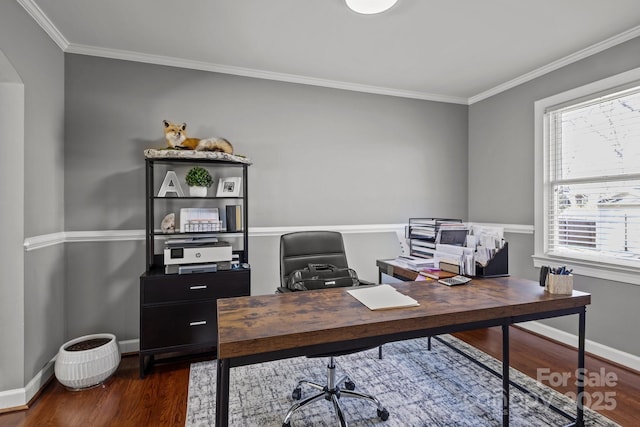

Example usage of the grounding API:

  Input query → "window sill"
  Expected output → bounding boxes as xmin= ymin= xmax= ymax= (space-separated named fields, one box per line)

xmin=532 ymin=254 xmax=640 ymax=286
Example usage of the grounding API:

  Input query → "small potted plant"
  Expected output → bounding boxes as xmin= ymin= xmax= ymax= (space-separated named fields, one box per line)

xmin=185 ymin=166 xmax=213 ymax=197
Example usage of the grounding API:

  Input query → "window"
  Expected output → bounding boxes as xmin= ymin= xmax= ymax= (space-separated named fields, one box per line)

xmin=535 ymin=68 xmax=640 ymax=283
xmin=558 ymin=219 xmax=596 ymax=249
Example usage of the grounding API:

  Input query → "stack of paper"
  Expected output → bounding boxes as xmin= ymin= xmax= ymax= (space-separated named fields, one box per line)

xmin=347 ymin=285 xmax=420 ymax=311
xmin=396 ymin=255 xmax=435 ymax=270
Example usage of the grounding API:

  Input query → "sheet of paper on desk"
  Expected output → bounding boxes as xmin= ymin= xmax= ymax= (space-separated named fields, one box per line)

xmin=470 ymin=225 xmax=504 ymax=249
xmin=347 ymin=284 xmax=420 ymax=310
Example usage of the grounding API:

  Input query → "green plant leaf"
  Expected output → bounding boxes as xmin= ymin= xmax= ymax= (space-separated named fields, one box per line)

xmin=185 ymin=166 xmax=213 ymax=188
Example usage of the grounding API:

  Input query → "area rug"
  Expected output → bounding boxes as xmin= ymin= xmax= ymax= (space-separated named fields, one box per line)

xmin=186 ymin=335 xmax=618 ymax=426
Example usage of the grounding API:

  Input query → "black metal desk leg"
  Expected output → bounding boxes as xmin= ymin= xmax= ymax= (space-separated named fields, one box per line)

xmin=215 ymin=358 xmax=230 ymax=427
xmin=575 ymin=308 xmax=586 ymax=427
xmin=502 ymin=324 xmax=510 ymax=426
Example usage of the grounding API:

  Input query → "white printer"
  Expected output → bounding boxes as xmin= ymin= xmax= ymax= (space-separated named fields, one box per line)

xmin=163 ymin=237 xmax=232 ymax=274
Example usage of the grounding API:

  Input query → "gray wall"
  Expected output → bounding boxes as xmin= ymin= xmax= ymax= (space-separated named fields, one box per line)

xmin=64 ymin=241 xmax=143 ymax=341
xmin=63 ymin=54 xmax=468 ymax=340
xmin=0 ymin=62 xmax=25 ymax=394
xmin=0 ymin=1 xmax=65 ymax=392
xmin=469 ymin=36 xmax=640 ymax=356
xmin=64 ymin=55 xmax=468 ymax=230
xmin=5 ymin=0 xmax=639 ymax=399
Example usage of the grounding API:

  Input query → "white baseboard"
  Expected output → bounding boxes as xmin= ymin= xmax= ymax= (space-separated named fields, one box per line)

xmin=518 ymin=321 xmax=640 ymax=372
xmin=0 ymin=358 xmax=54 ymax=411
xmin=0 ymin=388 xmax=26 ymax=412
xmin=119 ymin=338 xmax=140 ymax=355
xmin=0 ymin=338 xmax=141 ymax=411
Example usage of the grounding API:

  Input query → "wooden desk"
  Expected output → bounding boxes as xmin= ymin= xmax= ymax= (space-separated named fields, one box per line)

xmin=216 ymin=277 xmax=590 ymax=427
xmin=376 ymin=258 xmax=421 ymax=282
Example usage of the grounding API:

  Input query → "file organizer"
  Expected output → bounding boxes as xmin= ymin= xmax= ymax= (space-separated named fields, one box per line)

xmin=475 ymin=242 xmax=509 ymax=278
xmin=407 ymin=218 xmax=463 ymax=258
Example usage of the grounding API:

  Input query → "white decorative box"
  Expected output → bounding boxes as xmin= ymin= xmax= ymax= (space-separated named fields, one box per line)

xmin=546 ymin=274 xmax=573 ymax=295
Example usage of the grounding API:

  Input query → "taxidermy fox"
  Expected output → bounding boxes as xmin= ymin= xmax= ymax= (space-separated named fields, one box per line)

xmin=163 ymin=120 xmax=234 ymax=154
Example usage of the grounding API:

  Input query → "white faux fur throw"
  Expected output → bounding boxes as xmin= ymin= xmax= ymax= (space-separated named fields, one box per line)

xmin=144 ymin=149 xmax=252 ymax=165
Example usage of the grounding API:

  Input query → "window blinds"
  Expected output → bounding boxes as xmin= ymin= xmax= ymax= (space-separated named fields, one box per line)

xmin=545 ymin=85 xmax=640 ymax=264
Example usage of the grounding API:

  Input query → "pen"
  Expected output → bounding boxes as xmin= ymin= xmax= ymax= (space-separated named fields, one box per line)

xmin=551 ymin=266 xmax=572 ymax=275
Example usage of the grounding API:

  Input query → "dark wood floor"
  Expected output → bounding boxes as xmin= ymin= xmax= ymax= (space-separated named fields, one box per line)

xmin=1 ymin=326 xmax=637 ymax=426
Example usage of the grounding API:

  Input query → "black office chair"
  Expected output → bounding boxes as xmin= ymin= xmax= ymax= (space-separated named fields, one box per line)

xmin=277 ymin=231 xmax=389 ymax=427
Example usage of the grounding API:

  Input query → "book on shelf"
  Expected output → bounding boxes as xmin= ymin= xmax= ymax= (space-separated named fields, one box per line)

xmin=225 ymin=205 xmax=243 ymax=232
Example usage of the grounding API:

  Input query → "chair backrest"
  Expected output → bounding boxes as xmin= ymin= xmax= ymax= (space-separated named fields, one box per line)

xmin=280 ymin=231 xmax=350 ymax=288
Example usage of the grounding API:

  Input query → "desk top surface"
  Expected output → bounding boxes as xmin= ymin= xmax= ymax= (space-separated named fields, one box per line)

xmin=217 ymin=277 xmax=590 ymax=359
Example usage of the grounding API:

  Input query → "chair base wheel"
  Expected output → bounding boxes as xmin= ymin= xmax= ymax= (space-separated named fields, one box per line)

xmin=282 ymin=423 xmax=291 ymax=427
xmin=291 ymin=387 xmax=302 ymax=400
xmin=344 ymin=379 xmax=355 ymax=390
xmin=378 ymin=408 xmax=390 ymax=421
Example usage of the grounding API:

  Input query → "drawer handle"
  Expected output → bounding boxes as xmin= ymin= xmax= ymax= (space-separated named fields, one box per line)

xmin=189 ymin=321 xmax=207 ymax=326
xmin=189 ymin=285 xmax=207 ymax=290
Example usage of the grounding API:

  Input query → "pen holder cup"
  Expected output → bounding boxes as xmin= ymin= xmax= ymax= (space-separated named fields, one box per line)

xmin=546 ymin=274 xmax=573 ymax=295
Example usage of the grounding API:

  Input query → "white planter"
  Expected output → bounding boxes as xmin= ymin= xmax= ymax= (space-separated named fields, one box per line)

xmin=189 ymin=186 xmax=208 ymax=197
xmin=54 ymin=333 xmax=120 ymax=390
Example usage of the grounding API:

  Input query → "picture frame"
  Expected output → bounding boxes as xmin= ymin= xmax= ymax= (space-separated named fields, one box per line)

xmin=216 ymin=177 xmax=242 ymax=197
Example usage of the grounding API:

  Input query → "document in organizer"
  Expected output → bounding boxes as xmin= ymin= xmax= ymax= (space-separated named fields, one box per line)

xmin=347 ymin=284 xmax=420 ymax=310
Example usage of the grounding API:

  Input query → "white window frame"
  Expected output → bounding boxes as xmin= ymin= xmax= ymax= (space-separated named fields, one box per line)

xmin=534 ymin=67 xmax=640 ymax=286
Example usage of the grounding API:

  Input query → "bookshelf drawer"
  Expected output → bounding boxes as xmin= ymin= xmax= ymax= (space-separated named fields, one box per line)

xmin=140 ymin=301 xmax=217 ymax=350
xmin=141 ymin=269 xmax=250 ymax=304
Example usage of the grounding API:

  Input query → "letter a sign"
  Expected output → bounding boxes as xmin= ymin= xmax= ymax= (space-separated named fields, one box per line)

xmin=157 ymin=170 xmax=185 ymax=197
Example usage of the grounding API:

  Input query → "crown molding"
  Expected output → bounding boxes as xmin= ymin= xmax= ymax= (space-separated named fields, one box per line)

xmin=17 ymin=0 xmax=69 ymax=50
xmin=18 ymin=0 xmax=640 ymax=105
xmin=469 ymin=25 xmax=640 ymax=104
xmin=64 ymin=43 xmax=468 ymax=104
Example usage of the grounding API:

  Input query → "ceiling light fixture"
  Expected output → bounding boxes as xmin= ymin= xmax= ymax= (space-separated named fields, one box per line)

xmin=345 ymin=0 xmax=398 ymax=15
